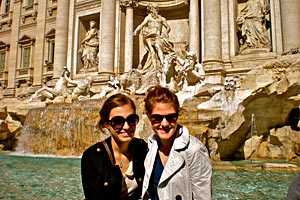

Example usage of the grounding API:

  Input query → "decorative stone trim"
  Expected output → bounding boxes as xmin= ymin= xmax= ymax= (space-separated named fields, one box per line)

xmin=0 ymin=41 xmax=10 ymax=50
xmin=138 ymin=0 xmax=186 ymax=7
xmin=0 ymin=19 xmax=12 ymax=30
xmin=0 ymin=71 xmax=8 ymax=89
xmin=48 ymin=6 xmax=57 ymax=16
xmin=120 ymin=0 xmax=138 ymax=8
xmin=18 ymin=35 xmax=36 ymax=45
xmin=21 ymin=11 xmax=38 ymax=24
xmin=15 ymin=67 xmax=34 ymax=87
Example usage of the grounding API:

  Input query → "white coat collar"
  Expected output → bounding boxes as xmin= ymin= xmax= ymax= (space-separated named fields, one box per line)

xmin=148 ymin=125 xmax=190 ymax=151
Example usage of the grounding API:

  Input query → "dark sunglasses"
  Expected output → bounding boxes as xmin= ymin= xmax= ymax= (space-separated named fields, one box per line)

xmin=149 ymin=113 xmax=178 ymax=124
xmin=108 ymin=114 xmax=139 ymax=130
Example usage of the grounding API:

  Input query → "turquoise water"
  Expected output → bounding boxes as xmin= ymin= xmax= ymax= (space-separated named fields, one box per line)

xmin=0 ymin=153 xmax=297 ymax=200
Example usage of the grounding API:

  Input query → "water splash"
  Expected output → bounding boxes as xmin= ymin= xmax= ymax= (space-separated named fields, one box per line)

xmin=16 ymin=101 xmax=108 ymax=156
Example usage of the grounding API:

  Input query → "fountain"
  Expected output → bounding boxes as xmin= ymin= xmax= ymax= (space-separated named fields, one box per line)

xmin=15 ymin=98 xmax=153 ymax=156
xmin=16 ymin=100 xmax=105 ymax=156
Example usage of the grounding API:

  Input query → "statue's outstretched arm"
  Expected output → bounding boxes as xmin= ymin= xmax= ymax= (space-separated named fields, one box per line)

xmin=133 ymin=16 xmax=149 ymax=36
xmin=64 ymin=74 xmax=78 ymax=85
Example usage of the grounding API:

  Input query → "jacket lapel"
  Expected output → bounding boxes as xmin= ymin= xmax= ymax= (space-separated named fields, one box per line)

xmin=158 ymin=148 xmax=185 ymax=185
xmin=143 ymin=135 xmax=158 ymax=192
xmin=158 ymin=126 xmax=189 ymax=184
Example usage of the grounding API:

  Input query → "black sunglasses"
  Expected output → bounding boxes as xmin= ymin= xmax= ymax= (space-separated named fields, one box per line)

xmin=108 ymin=114 xmax=139 ymax=130
xmin=149 ymin=113 xmax=178 ymax=124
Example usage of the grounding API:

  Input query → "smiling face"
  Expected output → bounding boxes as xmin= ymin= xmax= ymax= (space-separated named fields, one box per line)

xmin=105 ymin=104 xmax=136 ymax=144
xmin=149 ymin=102 xmax=178 ymax=143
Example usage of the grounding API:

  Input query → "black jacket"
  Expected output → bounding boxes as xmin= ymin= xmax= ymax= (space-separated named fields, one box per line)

xmin=81 ymin=137 xmax=148 ymax=200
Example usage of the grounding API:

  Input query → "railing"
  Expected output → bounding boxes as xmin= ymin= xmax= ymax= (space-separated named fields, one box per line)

xmin=42 ymin=64 xmax=54 ymax=84
xmin=15 ymin=67 xmax=34 ymax=87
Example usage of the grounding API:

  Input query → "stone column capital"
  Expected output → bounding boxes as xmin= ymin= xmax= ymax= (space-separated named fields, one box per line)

xmin=120 ymin=0 xmax=138 ymax=9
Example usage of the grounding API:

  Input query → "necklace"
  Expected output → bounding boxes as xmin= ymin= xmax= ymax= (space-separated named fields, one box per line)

xmin=119 ymin=154 xmax=125 ymax=168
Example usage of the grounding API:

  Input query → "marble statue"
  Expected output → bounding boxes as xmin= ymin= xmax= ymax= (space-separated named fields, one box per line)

xmin=99 ymin=75 xmax=122 ymax=98
xmin=133 ymin=5 xmax=174 ymax=72
xmin=78 ymin=21 xmax=99 ymax=70
xmin=176 ymin=51 xmax=205 ymax=89
xmin=29 ymin=67 xmax=69 ymax=102
xmin=236 ymin=0 xmax=271 ymax=53
xmin=160 ymin=52 xmax=177 ymax=87
xmin=64 ymin=74 xmax=93 ymax=101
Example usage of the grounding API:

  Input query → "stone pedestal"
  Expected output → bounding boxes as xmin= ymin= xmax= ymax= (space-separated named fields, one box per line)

xmin=202 ymin=61 xmax=225 ymax=85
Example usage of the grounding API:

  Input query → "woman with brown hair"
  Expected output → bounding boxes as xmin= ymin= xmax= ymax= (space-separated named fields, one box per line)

xmin=142 ymin=85 xmax=212 ymax=200
xmin=81 ymin=93 xmax=147 ymax=199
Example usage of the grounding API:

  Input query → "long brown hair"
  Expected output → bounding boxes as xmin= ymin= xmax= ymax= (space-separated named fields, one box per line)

xmin=99 ymin=93 xmax=136 ymax=131
xmin=144 ymin=85 xmax=179 ymax=115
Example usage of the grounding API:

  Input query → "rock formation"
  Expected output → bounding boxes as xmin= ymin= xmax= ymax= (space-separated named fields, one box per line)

xmin=192 ymin=54 xmax=300 ymax=161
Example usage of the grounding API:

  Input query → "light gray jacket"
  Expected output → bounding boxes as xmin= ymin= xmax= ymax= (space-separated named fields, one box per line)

xmin=142 ymin=125 xmax=212 ymax=200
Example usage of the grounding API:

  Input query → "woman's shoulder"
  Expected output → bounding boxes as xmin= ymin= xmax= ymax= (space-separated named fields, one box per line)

xmin=179 ymin=125 xmax=208 ymax=153
xmin=189 ymin=135 xmax=208 ymax=152
xmin=131 ymin=138 xmax=147 ymax=149
xmin=131 ymin=138 xmax=148 ymax=157
xmin=82 ymin=137 xmax=111 ymax=157
xmin=82 ymin=142 xmax=102 ymax=157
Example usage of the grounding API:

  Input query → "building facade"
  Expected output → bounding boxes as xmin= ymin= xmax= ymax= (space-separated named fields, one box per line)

xmin=0 ymin=0 xmax=299 ymax=98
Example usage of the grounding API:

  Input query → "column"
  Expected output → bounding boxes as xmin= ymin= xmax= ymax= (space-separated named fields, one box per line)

xmin=99 ymin=0 xmax=116 ymax=74
xmin=202 ymin=0 xmax=222 ymax=61
xmin=53 ymin=0 xmax=70 ymax=78
xmin=280 ymin=0 xmax=300 ymax=52
xmin=124 ymin=4 xmax=134 ymax=72
xmin=32 ymin=0 xmax=47 ymax=86
xmin=202 ymin=0 xmax=224 ymax=85
xmin=5 ymin=0 xmax=22 ymax=97
xmin=189 ymin=0 xmax=200 ymax=61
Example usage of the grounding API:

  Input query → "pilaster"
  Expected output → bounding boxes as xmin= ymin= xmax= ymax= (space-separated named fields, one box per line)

xmin=4 ymin=0 xmax=22 ymax=97
xmin=280 ymin=0 xmax=300 ymax=52
xmin=189 ymin=0 xmax=200 ymax=61
xmin=32 ymin=0 xmax=47 ymax=86
xmin=121 ymin=0 xmax=136 ymax=73
xmin=202 ymin=0 xmax=224 ymax=85
xmin=99 ymin=0 xmax=116 ymax=74
xmin=53 ymin=0 xmax=70 ymax=78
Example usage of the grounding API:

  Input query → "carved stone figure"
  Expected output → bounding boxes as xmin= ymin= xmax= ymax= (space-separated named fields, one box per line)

xmin=65 ymin=74 xmax=93 ymax=101
xmin=99 ymin=75 xmax=122 ymax=98
xmin=236 ymin=0 xmax=271 ymax=53
xmin=78 ymin=21 xmax=99 ymax=70
xmin=133 ymin=5 xmax=174 ymax=72
xmin=160 ymin=52 xmax=177 ymax=87
xmin=29 ymin=67 xmax=69 ymax=102
xmin=224 ymin=76 xmax=238 ymax=91
xmin=176 ymin=51 xmax=205 ymax=88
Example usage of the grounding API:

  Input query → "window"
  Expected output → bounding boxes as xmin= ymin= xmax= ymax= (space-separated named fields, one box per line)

xmin=45 ymin=29 xmax=55 ymax=65
xmin=4 ymin=0 xmax=10 ymax=13
xmin=0 ymin=52 xmax=5 ymax=71
xmin=22 ymin=47 xmax=31 ymax=68
xmin=27 ymin=0 xmax=33 ymax=7
xmin=49 ymin=40 xmax=55 ymax=64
